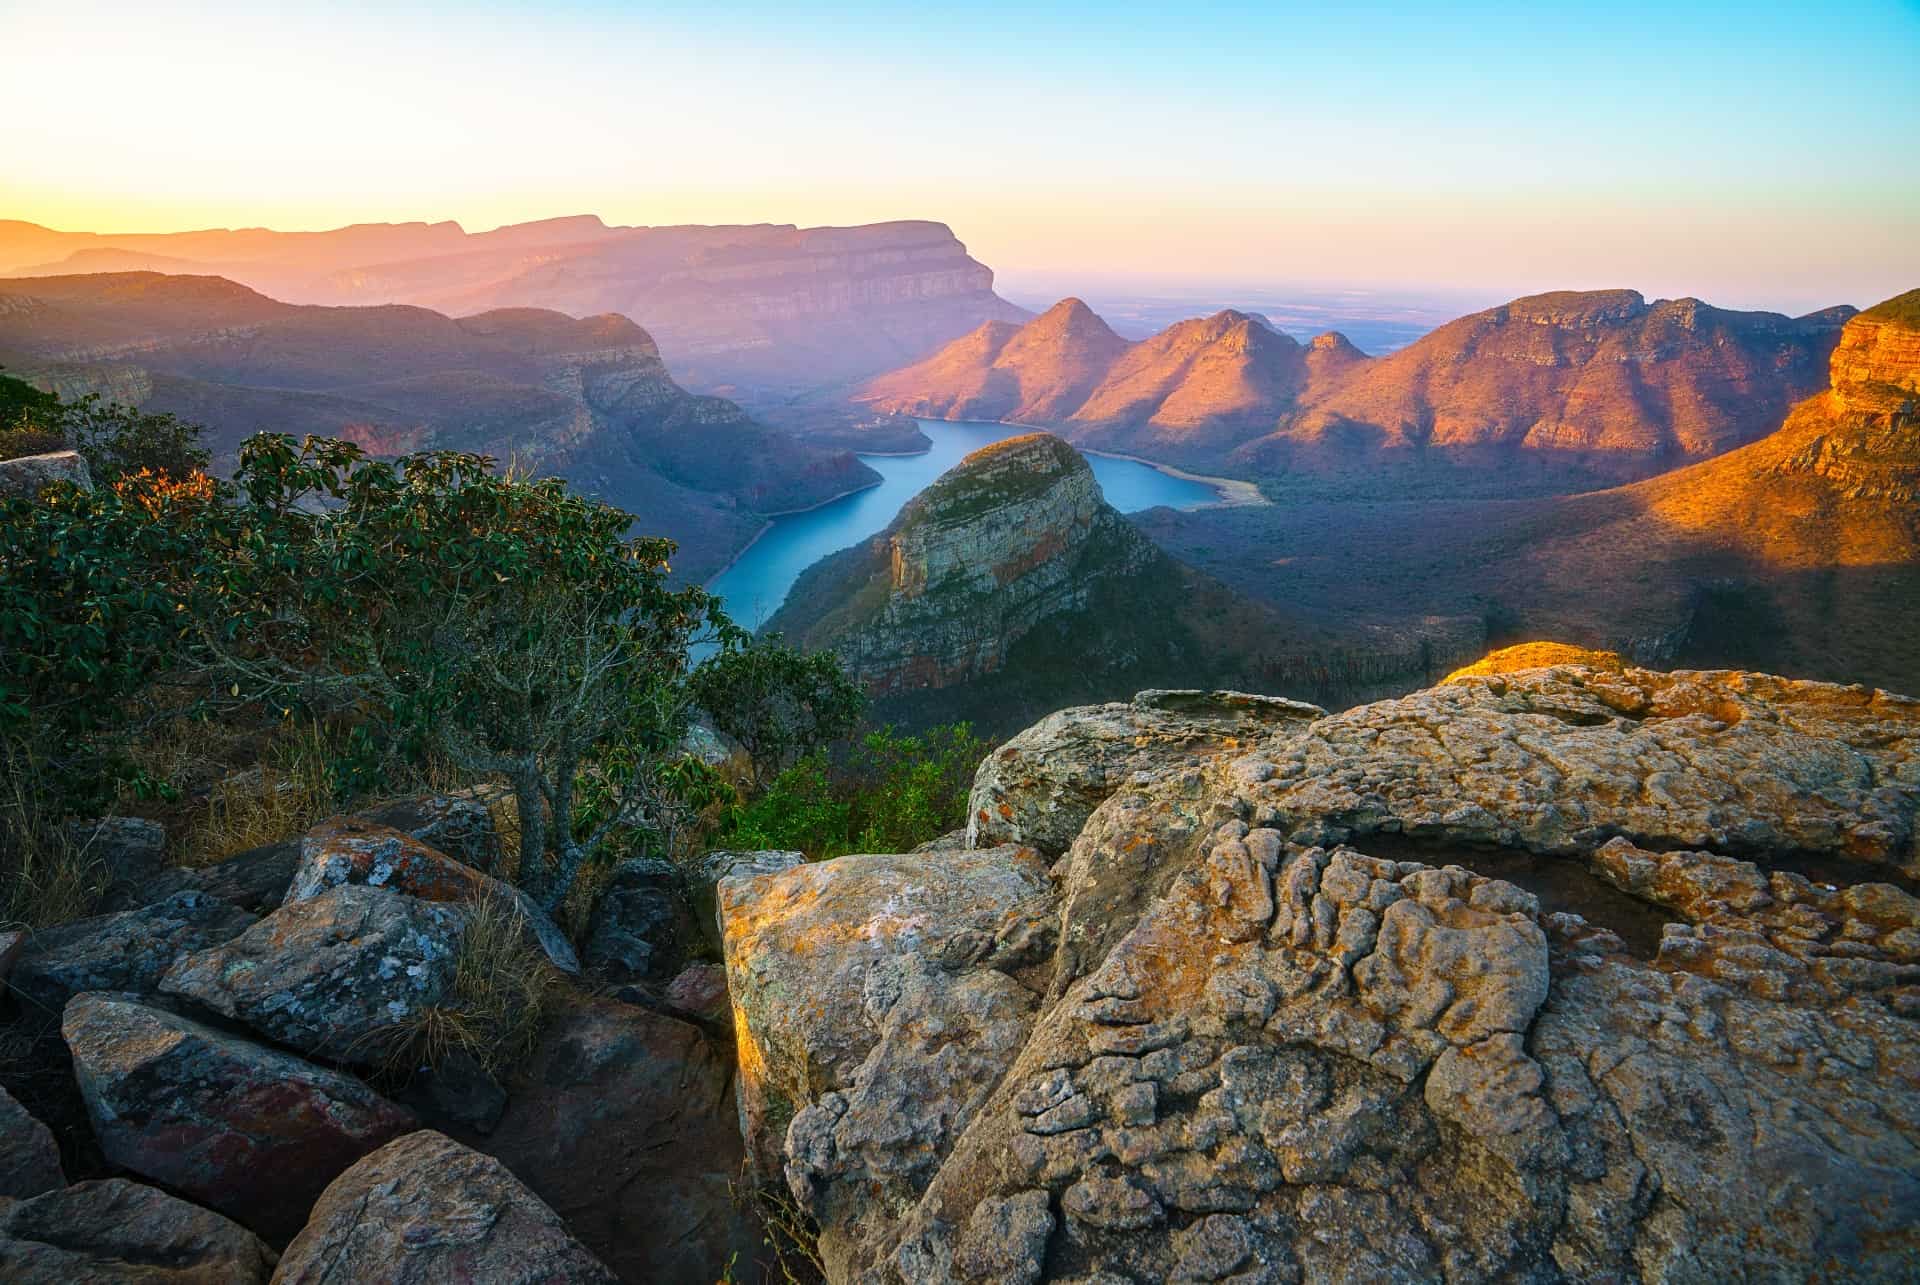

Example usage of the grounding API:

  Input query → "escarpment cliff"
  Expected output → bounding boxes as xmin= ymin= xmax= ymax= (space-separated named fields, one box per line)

xmin=765 ymin=433 xmax=1322 ymax=733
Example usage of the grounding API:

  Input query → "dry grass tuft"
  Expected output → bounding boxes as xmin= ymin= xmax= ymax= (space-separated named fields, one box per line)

xmin=178 ymin=723 xmax=341 ymax=866
xmin=0 ymin=743 xmax=107 ymax=931
xmin=368 ymin=891 xmax=561 ymax=1078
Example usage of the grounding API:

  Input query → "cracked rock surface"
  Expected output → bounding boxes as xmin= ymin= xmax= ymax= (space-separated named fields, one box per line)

xmin=724 ymin=662 xmax=1920 ymax=1282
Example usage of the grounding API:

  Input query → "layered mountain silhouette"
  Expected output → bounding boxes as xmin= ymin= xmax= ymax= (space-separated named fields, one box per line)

xmin=861 ymin=290 xmax=1854 ymax=487
xmin=0 ymin=271 xmax=879 ymax=578
xmin=0 ymin=217 xmax=1028 ymax=397
xmin=1136 ymin=289 xmax=1920 ymax=696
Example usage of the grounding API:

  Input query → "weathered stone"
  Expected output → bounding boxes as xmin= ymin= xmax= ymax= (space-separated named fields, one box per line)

xmin=467 ymin=993 xmax=755 ymax=1283
xmin=64 ymin=992 xmax=415 ymax=1241
xmin=694 ymin=848 xmax=806 ymax=948
xmin=802 ymin=662 xmax=1920 ymax=1282
xmin=355 ymin=789 xmax=503 ymax=869
xmin=160 ymin=884 xmax=464 ymax=1066
xmin=968 ymin=687 xmax=1322 ymax=854
xmin=0 ymin=450 xmax=90 ymax=500
xmin=135 ymin=839 xmax=301 ymax=913
xmin=285 ymin=816 xmax=578 ymax=973
xmin=583 ymin=856 xmax=697 ymax=981
xmin=64 ymin=816 xmax=166 ymax=888
xmin=0 ymin=1178 xmax=275 ymax=1282
xmin=0 ymin=1082 xmax=62 ymax=1198
xmin=722 ymin=844 xmax=1055 ymax=1183
xmin=664 ymin=961 xmax=732 ymax=1029
xmin=272 ymin=1130 xmax=616 ymax=1283
xmin=10 ymin=891 xmax=256 ymax=1013
xmin=0 ymin=929 xmax=24 ymax=988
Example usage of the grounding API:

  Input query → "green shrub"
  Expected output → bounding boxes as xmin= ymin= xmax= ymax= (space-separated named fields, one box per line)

xmin=719 ymin=723 xmax=988 ymax=859
xmin=689 ymin=633 xmax=866 ymax=785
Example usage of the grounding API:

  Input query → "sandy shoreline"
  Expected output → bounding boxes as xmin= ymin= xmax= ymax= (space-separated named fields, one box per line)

xmin=941 ymin=416 xmax=1272 ymax=509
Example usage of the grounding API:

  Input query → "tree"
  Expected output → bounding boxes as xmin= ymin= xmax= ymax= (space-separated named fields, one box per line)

xmin=58 ymin=395 xmax=211 ymax=482
xmin=181 ymin=435 xmax=723 ymax=909
xmin=688 ymin=632 xmax=867 ymax=785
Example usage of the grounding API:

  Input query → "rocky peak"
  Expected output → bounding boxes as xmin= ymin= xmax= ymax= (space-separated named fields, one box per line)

xmin=1829 ymin=288 xmax=1920 ymax=417
xmin=1501 ymin=288 xmax=1649 ymax=328
xmin=1020 ymin=297 xmax=1128 ymax=350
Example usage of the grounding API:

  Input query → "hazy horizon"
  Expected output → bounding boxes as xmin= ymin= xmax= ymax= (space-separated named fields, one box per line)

xmin=5 ymin=1 xmax=1917 ymax=315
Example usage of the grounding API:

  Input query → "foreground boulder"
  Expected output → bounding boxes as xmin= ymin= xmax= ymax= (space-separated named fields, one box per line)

xmin=0 ymin=1178 xmax=276 ymax=1282
xmin=287 ymin=815 xmax=577 ymax=973
xmin=10 ymin=891 xmax=256 ymax=1012
xmin=161 ymin=884 xmax=464 ymax=1066
xmin=583 ymin=857 xmax=698 ymax=981
xmin=721 ymin=843 xmax=1054 ymax=1190
xmin=472 ymin=993 xmax=756 ymax=1282
xmin=64 ymin=992 xmax=416 ymax=1241
xmin=968 ymin=688 xmax=1324 ymax=855
xmin=64 ymin=816 xmax=166 ymax=889
xmin=725 ymin=663 xmax=1920 ymax=1281
xmin=0 ymin=450 xmax=90 ymax=499
xmin=130 ymin=839 xmax=301 ymax=914
xmin=272 ymin=1130 xmax=615 ymax=1283
xmin=0 ymin=1082 xmax=62 ymax=1198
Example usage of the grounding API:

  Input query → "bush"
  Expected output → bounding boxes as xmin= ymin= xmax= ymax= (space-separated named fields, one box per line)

xmin=720 ymin=723 xmax=989 ymax=859
xmin=53 ymin=395 xmax=210 ymax=482
xmin=689 ymin=633 xmax=866 ymax=785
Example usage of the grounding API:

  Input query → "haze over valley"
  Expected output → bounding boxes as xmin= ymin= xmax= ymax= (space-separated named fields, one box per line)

xmin=4 ymin=4 xmax=1919 ymax=1283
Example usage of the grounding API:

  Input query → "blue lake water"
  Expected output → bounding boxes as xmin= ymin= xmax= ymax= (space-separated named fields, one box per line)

xmin=706 ymin=419 xmax=1220 ymax=632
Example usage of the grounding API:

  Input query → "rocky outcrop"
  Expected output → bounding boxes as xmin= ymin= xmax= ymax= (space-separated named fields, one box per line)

xmin=271 ymin=1130 xmax=616 ymax=1283
xmin=288 ymin=815 xmax=577 ymax=973
xmin=969 ymin=688 xmax=1325 ymax=855
xmin=720 ymin=845 xmax=1055 ymax=1186
xmin=859 ymin=299 xmax=1129 ymax=424
xmin=471 ymin=993 xmax=756 ymax=1282
xmin=0 ymin=1083 xmax=62 ymax=1198
xmin=582 ymin=857 xmax=698 ymax=982
xmin=1829 ymin=288 xmax=1920 ymax=417
xmin=1442 ymin=640 xmax=1628 ymax=683
xmin=160 ymin=884 xmax=465 ymax=1066
xmin=0 ymin=450 xmax=90 ymax=499
xmin=721 ymin=661 xmax=1920 ymax=1282
xmin=10 ymin=891 xmax=256 ymax=1012
xmin=64 ymin=992 xmax=415 ymax=1241
xmin=64 ymin=816 xmax=165 ymax=889
xmin=0 ymin=1178 xmax=277 ymax=1282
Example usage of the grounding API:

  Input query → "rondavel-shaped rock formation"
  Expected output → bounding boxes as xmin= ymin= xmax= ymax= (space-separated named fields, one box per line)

xmin=719 ymin=650 xmax=1920 ymax=1282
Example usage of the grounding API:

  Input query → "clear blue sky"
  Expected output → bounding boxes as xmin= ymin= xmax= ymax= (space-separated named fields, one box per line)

xmin=4 ymin=0 xmax=1916 ymax=310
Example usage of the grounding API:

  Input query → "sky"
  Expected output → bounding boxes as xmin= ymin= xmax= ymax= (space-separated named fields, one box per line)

xmin=3 ymin=0 xmax=1918 ymax=312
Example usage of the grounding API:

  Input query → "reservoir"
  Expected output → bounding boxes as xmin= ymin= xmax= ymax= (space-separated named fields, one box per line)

xmin=707 ymin=419 xmax=1223 ymax=632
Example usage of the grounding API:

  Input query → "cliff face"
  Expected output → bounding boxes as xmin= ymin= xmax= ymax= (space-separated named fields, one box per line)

xmin=775 ymin=434 xmax=1155 ymax=694
xmin=0 ymin=272 xmax=879 ymax=579
xmin=861 ymin=290 xmax=1855 ymax=485
xmin=0 ymin=217 xmax=1028 ymax=398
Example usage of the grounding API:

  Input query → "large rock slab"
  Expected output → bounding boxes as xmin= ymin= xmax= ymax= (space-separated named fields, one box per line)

xmin=967 ymin=688 xmax=1324 ymax=855
xmin=64 ymin=992 xmax=416 ymax=1241
xmin=583 ymin=857 xmax=698 ymax=981
xmin=767 ymin=662 xmax=1920 ymax=1282
xmin=287 ymin=815 xmax=577 ymax=973
xmin=472 ymin=993 xmax=757 ymax=1282
xmin=160 ymin=884 xmax=465 ymax=1066
xmin=720 ymin=844 xmax=1055 ymax=1182
xmin=272 ymin=1130 xmax=616 ymax=1283
xmin=64 ymin=816 xmax=166 ymax=889
xmin=0 ymin=1082 xmax=62 ymax=1198
xmin=1246 ymin=664 xmax=1920 ymax=878
xmin=137 ymin=839 xmax=302 ymax=914
xmin=10 ymin=891 xmax=256 ymax=1013
xmin=0 ymin=1177 xmax=276 ymax=1282
xmin=0 ymin=450 xmax=90 ymax=499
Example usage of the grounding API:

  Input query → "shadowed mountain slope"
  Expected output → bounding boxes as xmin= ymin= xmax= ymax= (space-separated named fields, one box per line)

xmin=0 ymin=271 xmax=879 ymax=578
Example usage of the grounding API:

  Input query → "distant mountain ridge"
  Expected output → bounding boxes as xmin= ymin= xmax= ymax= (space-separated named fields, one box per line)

xmin=860 ymin=289 xmax=1854 ymax=487
xmin=0 ymin=270 xmax=878 ymax=579
xmin=0 ymin=216 xmax=1028 ymax=399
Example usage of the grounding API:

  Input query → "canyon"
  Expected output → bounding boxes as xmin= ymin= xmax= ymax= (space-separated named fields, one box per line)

xmin=0 ymin=271 xmax=878 ymax=578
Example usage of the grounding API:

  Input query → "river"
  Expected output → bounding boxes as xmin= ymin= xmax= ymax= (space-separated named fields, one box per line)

xmin=706 ymin=420 xmax=1225 ymax=632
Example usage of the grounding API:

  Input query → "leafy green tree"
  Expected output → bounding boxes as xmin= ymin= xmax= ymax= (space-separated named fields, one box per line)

xmin=689 ymin=632 xmax=867 ymax=785
xmin=0 ymin=373 xmax=70 ymax=462
xmin=58 ymin=395 xmax=211 ymax=482
xmin=181 ymin=435 xmax=722 ymax=909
